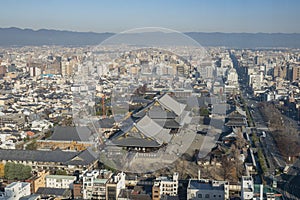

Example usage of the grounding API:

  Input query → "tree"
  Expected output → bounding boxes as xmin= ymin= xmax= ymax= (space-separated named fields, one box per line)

xmin=4 ymin=162 xmax=31 ymax=180
xmin=230 ymin=145 xmax=244 ymax=179
xmin=193 ymin=149 xmax=200 ymax=163
xmin=0 ymin=163 xmax=4 ymax=178
xmin=199 ymin=107 xmax=210 ymax=116
xmin=134 ymin=84 xmax=147 ymax=95
xmin=44 ymin=130 xmax=52 ymax=139
xmin=235 ymin=131 xmax=246 ymax=150
xmin=55 ymin=169 xmax=67 ymax=175
xmin=220 ymin=156 xmax=234 ymax=181
xmin=26 ymin=139 xmax=37 ymax=150
xmin=257 ymin=149 xmax=267 ymax=173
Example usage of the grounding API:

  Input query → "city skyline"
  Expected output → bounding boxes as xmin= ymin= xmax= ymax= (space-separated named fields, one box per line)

xmin=1 ymin=0 xmax=300 ymax=33
xmin=1 ymin=1 xmax=300 ymax=199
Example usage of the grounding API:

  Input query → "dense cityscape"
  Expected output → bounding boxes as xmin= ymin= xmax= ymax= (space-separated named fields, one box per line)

xmin=1 ymin=0 xmax=300 ymax=200
xmin=0 ymin=42 xmax=299 ymax=200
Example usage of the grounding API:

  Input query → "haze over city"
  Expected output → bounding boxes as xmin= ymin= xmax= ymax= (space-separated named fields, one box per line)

xmin=1 ymin=0 xmax=300 ymax=33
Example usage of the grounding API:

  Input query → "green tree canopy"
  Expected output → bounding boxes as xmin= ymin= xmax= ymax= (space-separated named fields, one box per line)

xmin=55 ymin=169 xmax=67 ymax=175
xmin=199 ymin=107 xmax=210 ymax=116
xmin=4 ymin=162 xmax=32 ymax=180
xmin=25 ymin=139 xmax=37 ymax=150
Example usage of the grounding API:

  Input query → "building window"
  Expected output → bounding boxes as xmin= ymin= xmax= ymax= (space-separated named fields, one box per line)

xmin=205 ymin=194 xmax=210 ymax=198
xmin=198 ymin=194 xmax=202 ymax=198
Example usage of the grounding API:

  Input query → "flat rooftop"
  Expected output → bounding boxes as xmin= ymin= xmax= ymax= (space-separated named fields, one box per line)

xmin=188 ymin=180 xmax=225 ymax=191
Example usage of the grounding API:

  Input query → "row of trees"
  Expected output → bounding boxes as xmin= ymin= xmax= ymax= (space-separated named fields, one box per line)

xmin=259 ymin=102 xmax=300 ymax=161
xmin=258 ymin=102 xmax=283 ymax=131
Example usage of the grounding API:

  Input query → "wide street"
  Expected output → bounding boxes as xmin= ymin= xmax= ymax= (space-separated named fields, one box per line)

xmin=232 ymin=53 xmax=299 ymax=200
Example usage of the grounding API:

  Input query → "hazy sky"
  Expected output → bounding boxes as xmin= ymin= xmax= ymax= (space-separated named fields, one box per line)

xmin=1 ymin=0 xmax=299 ymax=33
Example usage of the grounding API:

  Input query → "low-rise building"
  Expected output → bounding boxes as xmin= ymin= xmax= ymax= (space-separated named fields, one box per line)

xmin=0 ymin=182 xmax=31 ymax=200
xmin=46 ymin=174 xmax=76 ymax=189
xmin=106 ymin=172 xmax=126 ymax=200
xmin=152 ymin=172 xmax=179 ymax=200
xmin=0 ymin=148 xmax=98 ymax=173
xmin=241 ymin=176 xmax=254 ymax=200
xmin=37 ymin=126 xmax=94 ymax=151
xmin=26 ymin=170 xmax=49 ymax=193
xmin=36 ymin=187 xmax=72 ymax=199
xmin=187 ymin=179 xmax=229 ymax=200
xmin=0 ymin=113 xmax=26 ymax=130
xmin=82 ymin=170 xmax=112 ymax=200
xmin=118 ymin=186 xmax=152 ymax=200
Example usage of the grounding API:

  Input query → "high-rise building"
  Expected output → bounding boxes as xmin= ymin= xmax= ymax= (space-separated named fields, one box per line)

xmin=273 ymin=65 xmax=287 ymax=79
xmin=29 ymin=66 xmax=42 ymax=77
xmin=0 ymin=66 xmax=7 ymax=78
xmin=227 ymin=67 xmax=238 ymax=86
xmin=255 ymin=55 xmax=264 ymax=65
xmin=292 ymin=65 xmax=300 ymax=82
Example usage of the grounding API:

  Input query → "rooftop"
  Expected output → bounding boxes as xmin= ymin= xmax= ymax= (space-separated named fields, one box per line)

xmin=109 ymin=115 xmax=171 ymax=148
xmin=48 ymin=126 xmax=92 ymax=142
xmin=0 ymin=148 xmax=97 ymax=166
xmin=46 ymin=175 xmax=76 ymax=180
xmin=36 ymin=187 xmax=71 ymax=197
xmin=188 ymin=179 xmax=225 ymax=191
xmin=93 ymin=178 xmax=108 ymax=184
xmin=6 ymin=182 xmax=30 ymax=189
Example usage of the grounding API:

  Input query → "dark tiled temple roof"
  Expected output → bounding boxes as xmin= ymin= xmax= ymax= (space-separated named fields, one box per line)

xmin=0 ymin=148 xmax=97 ymax=166
xmin=48 ymin=126 xmax=92 ymax=142
xmin=109 ymin=115 xmax=171 ymax=148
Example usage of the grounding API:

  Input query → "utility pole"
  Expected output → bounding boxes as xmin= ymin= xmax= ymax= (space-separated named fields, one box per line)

xmin=102 ymin=94 xmax=106 ymax=118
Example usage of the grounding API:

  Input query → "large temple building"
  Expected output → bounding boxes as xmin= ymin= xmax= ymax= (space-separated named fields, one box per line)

xmin=132 ymin=93 xmax=188 ymax=132
xmin=107 ymin=93 xmax=189 ymax=152
xmin=225 ymin=110 xmax=247 ymax=129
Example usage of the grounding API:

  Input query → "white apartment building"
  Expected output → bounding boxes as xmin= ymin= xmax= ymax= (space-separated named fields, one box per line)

xmin=227 ymin=67 xmax=238 ymax=86
xmin=0 ymin=182 xmax=31 ymax=200
xmin=241 ymin=176 xmax=254 ymax=200
xmin=187 ymin=179 xmax=229 ymax=200
xmin=82 ymin=170 xmax=113 ymax=200
xmin=152 ymin=172 xmax=179 ymax=199
xmin=45 ymin=175 xmax=76 ymax=189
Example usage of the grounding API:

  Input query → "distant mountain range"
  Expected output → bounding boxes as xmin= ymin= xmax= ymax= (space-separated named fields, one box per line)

xmin=1 ymin=27 xmax=300 ymax=48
